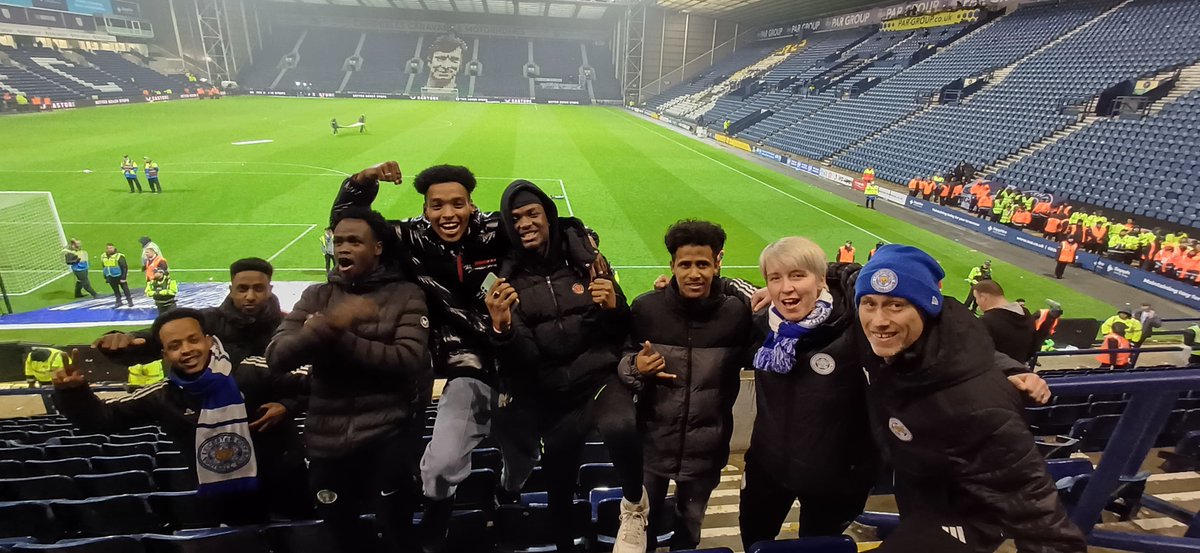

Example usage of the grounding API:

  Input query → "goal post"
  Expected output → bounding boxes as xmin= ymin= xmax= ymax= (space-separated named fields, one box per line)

xmin=0 ymin=192 xmax=69 ymax=308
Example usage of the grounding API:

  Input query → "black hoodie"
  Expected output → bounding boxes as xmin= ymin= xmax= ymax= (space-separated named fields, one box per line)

xmin=491 ymin=180 xmax=627 ymax=412
xmin=857 ymin=298 xmax=1085 ymax=552
xmin=109 ymin=294 xmax=285 ymax=368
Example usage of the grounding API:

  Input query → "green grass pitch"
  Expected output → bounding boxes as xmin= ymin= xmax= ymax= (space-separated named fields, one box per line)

xmin=0 ymin=96 xmax=1114 ymax=345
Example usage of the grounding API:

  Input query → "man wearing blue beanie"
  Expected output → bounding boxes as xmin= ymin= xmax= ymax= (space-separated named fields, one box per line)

xmin=854 ymin=245 xmax=1085 ymax=552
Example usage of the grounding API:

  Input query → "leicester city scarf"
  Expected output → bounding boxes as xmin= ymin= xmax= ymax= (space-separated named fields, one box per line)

xmin=752 ymin=290 xmax=834 ymax=374
xmin=169 ymin=337 xmax=259 ymax=496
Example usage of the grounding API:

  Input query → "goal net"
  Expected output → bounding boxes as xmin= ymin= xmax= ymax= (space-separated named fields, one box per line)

xmin=0 ymin=192 xmax=69 ymax=296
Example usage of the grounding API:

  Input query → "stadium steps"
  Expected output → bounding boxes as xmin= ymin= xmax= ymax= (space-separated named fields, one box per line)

xmin=336 ymin=32 xmax=367 ymax=93
xmin=982 ymin=114 xmax=1103 ymax=177
xmin=975 ymin=0 xmax=1136 ymax=95
xmin=1149 ymin=61 xmax=1200 ymax=115
xmin=268 ymin=29 xmax=307 ymax=90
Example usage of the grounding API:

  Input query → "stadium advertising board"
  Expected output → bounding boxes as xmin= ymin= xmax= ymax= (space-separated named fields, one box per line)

xmin=755 ymin=20 xmax=820 ymax=41
xmin=851 ymin=179 xmax=867 ymax=192
xmin=714 ymin=133 xmax=753 ymax=152
xmin=820 ymin=167 xmax=855 ymax=187
xmin=110 ymin=0 xmax=135 ymax=16
xmin=882 ymin=8 xmax=982 ymax=31
xmin=904 ymin=196 xmax=1200 ymax=309
xmin=754 ymin=147 xmax=783 ymax=163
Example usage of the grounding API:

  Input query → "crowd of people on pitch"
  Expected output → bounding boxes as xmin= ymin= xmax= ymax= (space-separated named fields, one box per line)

xmin=45 ymin=161 xmax=1089 ymax=553
xmin=63 ymin=235 xmax=174 ymax=311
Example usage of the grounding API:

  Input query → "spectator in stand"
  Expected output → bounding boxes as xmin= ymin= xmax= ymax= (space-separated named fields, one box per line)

xmin=619 ymin=220 xmax=753 ymax=551
xmin=55 ymin=309 xmax=310 ymax=523
xmin=1097 ymin=321 xmax=1131 ymax=369
xmin=100 ymin=243 xmax=135 ymax=308
xmin=837 ymin=241 xmax=856 ymax=263
xmin=973 ymin=280 xmax=1037 ymax=365
xmin=486 ymin=180 xmax=646 ymax=553
xmin=64 ymin=239 xmax=100 ymax=299
xmin=121 ymin=155 xmax=142 ymax=193
xmin=146 ymin=268 xmax=178 ymax=314
xmin=94 ymin=258 xmax=284 ymax=367
xmin=266 ymin=207 xmax=431 ymax=552
xmin=1055 ymin=238 xmax=1079 ymax=280
xmin=853 ymin=245 xmax=1082 ymax=552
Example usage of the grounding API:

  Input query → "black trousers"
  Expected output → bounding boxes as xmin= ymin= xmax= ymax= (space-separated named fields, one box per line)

xmin=126 ymin=177 xmax=142 ymax=192
xmin=963 ymin=286 xmax=979 ymax=312
xmin=540 ymin=378 xmax=643 ymax=552
xmin=309 ymin=426 xmax=422 ymax=553
xmin=73 ymin=271 xmax=98 ymax=298
xmin=738 ymin=462 xmax=871 ymax=550
xmin=1054 ymin=261 xmax=1069 ymax=279
xmin=106 ymin=277 xmax=133 ymax=305
xmin=645 ymin=471 xmax=721 ymax=551
xmin=877 ymin=510 xmax=1004 ymax=553
xmin=865 ymin=197 xmax=876 ymax=209
xmin=148 ymin=177 xmax=161 ymax=193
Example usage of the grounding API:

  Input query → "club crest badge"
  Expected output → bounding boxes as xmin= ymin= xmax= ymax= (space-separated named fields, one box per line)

xmin=871 ymin=269 xmax=899 ymax=293
xmin=888 ymin=417 xmax=913 ymax=442
xmin=572 ymin=283 xmax=585 ymax=295
xmin=197 ymin=432 xmax=253 ymax=474
xmin=810 ymin=353 xmax=836 ymax=375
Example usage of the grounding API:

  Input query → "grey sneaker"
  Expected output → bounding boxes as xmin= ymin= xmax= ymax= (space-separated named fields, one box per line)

xmin=614 ymin=486 xmax=649 ymax=553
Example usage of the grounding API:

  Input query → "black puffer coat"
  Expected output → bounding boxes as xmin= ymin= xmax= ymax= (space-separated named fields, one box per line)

xmin=857 ymin=297 xmax=1085 ymax=552
xmin=619 ymin=280 xmax=753 ymax=480
xmin=491 ymin=180 xmax=627 ymax=411
xmin=266 ymin=268 xmax=431 ymax=458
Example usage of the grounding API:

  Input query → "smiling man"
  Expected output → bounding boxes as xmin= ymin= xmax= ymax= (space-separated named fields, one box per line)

xmin=334 ymin=162 xmax=542 ymax=551
xmin=853 ymin=245 xmax=1084 ymax=553
xmin=618 ymin=220 xmax=753 ymax=551
xmin=486 ymin=179 xmax=646 ymax=553
xmin=54 ymin=309 xmax=309 ymax=521
xmin=93 ymin=258 xmax=283 ymax=367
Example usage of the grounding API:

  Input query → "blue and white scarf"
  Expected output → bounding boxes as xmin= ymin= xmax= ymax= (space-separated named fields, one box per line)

xmin=169 ymin=337 xmax=259 ymax=496
xmin=752 ymin=290 xmax=834 ymax=374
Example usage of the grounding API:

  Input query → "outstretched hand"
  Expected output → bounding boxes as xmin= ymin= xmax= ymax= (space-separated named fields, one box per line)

xmin=92 ymin=332 xmax=146 ymax=352
xmin=354 ymin=161 xmax=403 ymax=185
xmin=51 ymin=349 xmax=87 ymax=389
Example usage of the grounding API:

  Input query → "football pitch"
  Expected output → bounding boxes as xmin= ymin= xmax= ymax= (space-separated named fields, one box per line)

xmin=0 ymin=96 xmax=1115 ymax=345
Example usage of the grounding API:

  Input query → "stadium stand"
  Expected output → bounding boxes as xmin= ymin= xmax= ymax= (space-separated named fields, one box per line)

xmin=342 ymin=32 xmax=418 ymax=94
xmin=473 ymin=36 xmax=535 ymax=99
xmin=76 ymin=51 xmax=187 ymax=93
xmin=287 ymin=29 xmax=362 ymax=93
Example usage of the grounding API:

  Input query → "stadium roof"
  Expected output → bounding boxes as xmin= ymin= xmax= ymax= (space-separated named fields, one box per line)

xmin=268 ymin=0 xmax=627 ymax=20
xmin=656 ymin=0 xmax=882 ymax=25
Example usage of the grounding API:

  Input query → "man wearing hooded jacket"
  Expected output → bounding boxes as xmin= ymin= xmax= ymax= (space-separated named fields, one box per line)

xmin=854 ymin=245 xmax=1085 ymax=553
xmin=486 ymin=180 xmax=647 ymax=553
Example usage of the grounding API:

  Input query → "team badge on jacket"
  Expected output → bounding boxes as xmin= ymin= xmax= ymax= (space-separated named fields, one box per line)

xmin=888 ymin=417 xmax=913 ymax=442
xmin=809 ymin=353 xmax=836 ymax=375
xmin=572 ymin=283 xmax=585 ymax=295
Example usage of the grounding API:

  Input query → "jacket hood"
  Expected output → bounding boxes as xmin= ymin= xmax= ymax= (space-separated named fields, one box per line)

xmin=868 ymin=297 xmax=996 ymax=395
xmin=499 ymin=180 xmax=599 ymax=276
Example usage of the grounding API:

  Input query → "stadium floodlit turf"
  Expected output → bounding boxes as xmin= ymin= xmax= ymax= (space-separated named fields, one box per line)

xmin=0 ymin=97 xmax=1115 ymax=345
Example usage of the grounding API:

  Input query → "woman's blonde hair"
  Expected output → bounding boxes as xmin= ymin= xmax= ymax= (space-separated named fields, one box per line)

xmin=759 ymin=236 xmax=828 ymax=281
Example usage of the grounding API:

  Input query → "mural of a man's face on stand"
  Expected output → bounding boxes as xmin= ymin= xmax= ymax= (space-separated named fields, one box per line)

xmin=426 ymin=35 xmax=468 ymax=89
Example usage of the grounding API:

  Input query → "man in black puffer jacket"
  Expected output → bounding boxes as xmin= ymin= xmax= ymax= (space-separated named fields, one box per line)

xmin=92 ymin=257 xmax=285 ymax=367
xmin=267 ymin=207 xmax=431 ymax=553
xmin=854 ymin=245 xmax=1084 ymax=553
xmin=618 ymin=220 xmax=753 ymax=551
xmin=486 ymin=180 xmax=647 ymax=553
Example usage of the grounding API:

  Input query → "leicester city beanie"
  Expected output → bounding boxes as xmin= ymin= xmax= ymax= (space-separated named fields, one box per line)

xmin=854 ymin=244 xmax=945 ymax=317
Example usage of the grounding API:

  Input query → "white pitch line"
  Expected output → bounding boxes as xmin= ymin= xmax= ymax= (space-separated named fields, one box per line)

xmin=617 ymin=111 xmax=888 ymax=243
xmin=557 ymin=179 xmax=575 ymax=217
xmin=268 ymin=224 xmax=318 ymax=262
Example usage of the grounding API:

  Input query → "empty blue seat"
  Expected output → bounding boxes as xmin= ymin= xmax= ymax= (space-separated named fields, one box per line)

xmin=9 ymin=536 xmax=143 ymax=553
xmin=74 ymin=470 xmax=155 ymax=497
xmin=50 ymin=494 xmax=160 ymax=537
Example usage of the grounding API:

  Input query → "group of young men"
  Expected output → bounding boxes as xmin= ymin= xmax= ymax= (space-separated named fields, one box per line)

xmin=45 ymin=160 xmax=1088 ymax=553
xmin=121 ymin=154 xmax=163 ymax=193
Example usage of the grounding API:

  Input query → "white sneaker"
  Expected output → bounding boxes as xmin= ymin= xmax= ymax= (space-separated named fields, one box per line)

xmin=614 ymin=486 xmax=649 ymax=553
